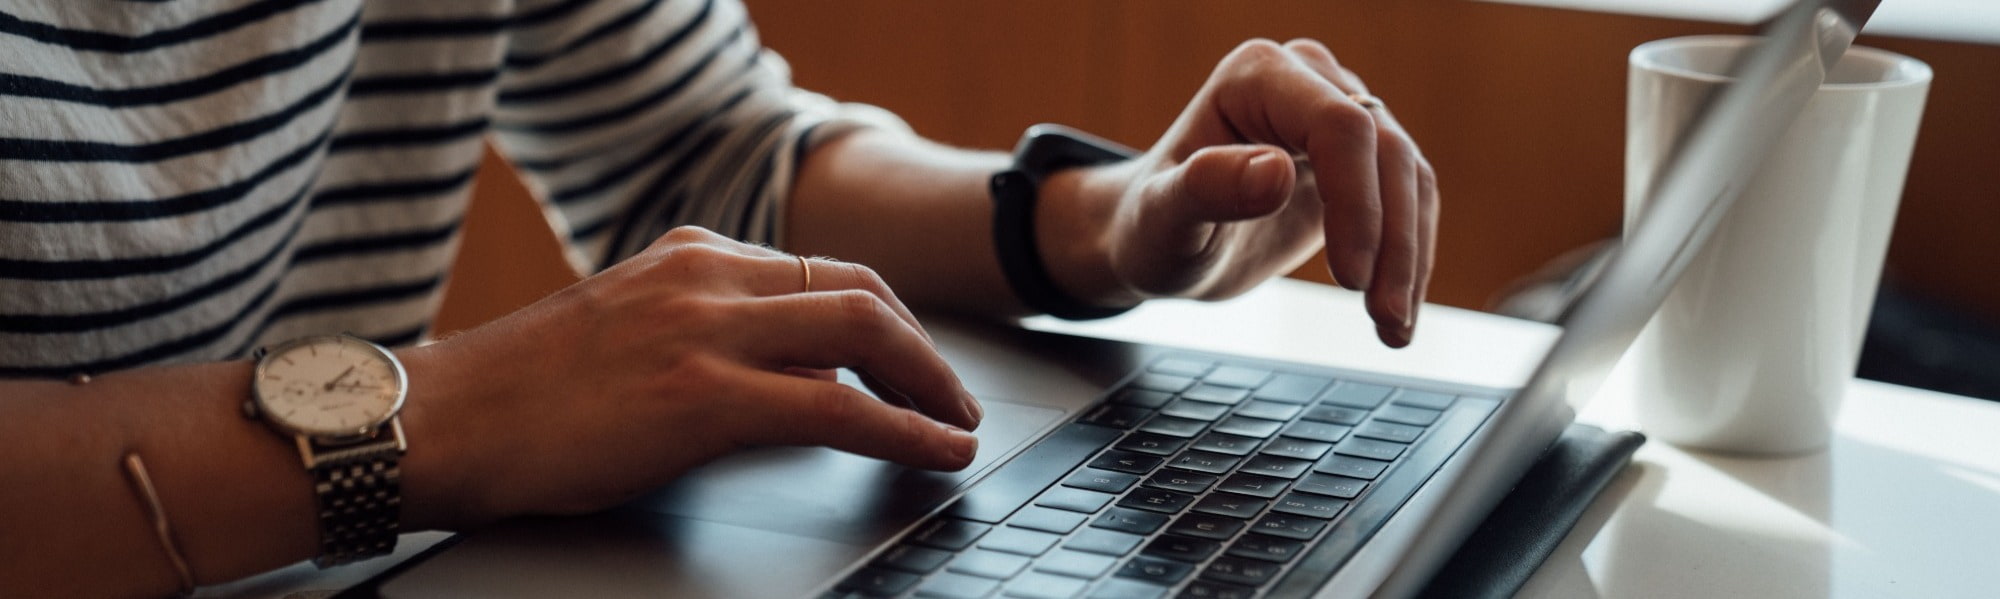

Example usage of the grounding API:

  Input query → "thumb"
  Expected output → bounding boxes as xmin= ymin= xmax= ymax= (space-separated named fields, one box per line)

xmin=1147 ymin=144 xmax=1296 ymax=223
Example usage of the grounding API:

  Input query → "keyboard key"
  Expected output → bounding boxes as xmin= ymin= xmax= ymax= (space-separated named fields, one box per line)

xmin=1167 ymin=513 xmax=1246 ymax=540
xmin=1355 ymin=420 xmax=1426 ymax=443
xmin=1299 ymin=404 xmax=1368 ymax=425
xmin=1131 ymin=373 xmax=1197 ymax=393
xmin=1233 ymin=400 xmax=1302 ymax=422
xmin=1034 ymin=550 xmax=1119 ymax=578
xmin=838 ymin=567 xmax=920 ymax=596
xmin=1215 ymin=473 xmax=1289 ymax=499
xmin=1392 ymin=390 xmax=1456 ymax=410
xmin=1159 ymin=400 xmax=1231 ymax=421
xmin=1118 ymin=488 xmax=1195 ymax=514
xmin=1064 ymin=528 xmax=1145 ymax=556
xmin=1036 ymin=487 xmax=1116 ymax=514
xmin=1009 ymin=507 xmax=1088 ymax=534
xmin=1294 ymin=473 xmax=1369 ymax=499
xmin=1333 ymin=437 xmax=1408 ymax=461
xmin=1143 ymin=471 xmax=1218 ymax=494
xmin=876 ymin=544 xmax=953 ymax=574
xmin=1374 ymin=405 xmax=1443 ymax=427
xmin=1190 ymin=433 xmax=1260 ymax=456
xmin=1139 ymin=416 xmax=1209 ymax=438
xmin=1168 ymin=450 xmax=1240 ymax=475
xmin=1181 ymin=581 xmax=1258 ymax=599
xmin=1003 ymin=572 xmax=1089 ymax=599
xmin=1280 ymin=420 xmax=1351 ymax=443
xmin=1088 ymin=450 xmax=1163 ymax=475
xmin=1315 ymin=455 xmax=1391 ymax=480
xmin=1226 ymin=534 xmax=1306 ymax=563
xmin=1064 ymin=469 xmax=1139 ymax=495
xmin=1200 ymin=557 xmax=1281 ymax=587
xmin=1318 ymin=383 xmax=1393 ymax=409
xmin=1211 ymin=416 xmax=1283 ymax=439
xmin=1110 ymin=388 xmax=1175 ymax=409
xmin=1238 ymin=455 xmax=1314 ymax=479
xmin=912 ymin=519 xmax=991 ymax=551
xmin=949 ymin=550 xmax=1032 ymax=579
xmin=1191 ymin=494 xmax=1268 ymax=519
xmin=1091 ymin=507 xmax=1168 ymax=535
xmin=1202 ymin=366 xmax=1272 ymax=389
xmin=1251 ymin=514 xmax=1328 ymax=541
xmin=1080 ymin=405 xmax=1153 ymax=430
xmin=1086 ymin=578 xmax=1168 ymax=599
xmin=1260 ymin=438 xmax=1333 ymax=461
xmin=915 ymin=572 xmax=1001 ymax=599
xmin=1142 ymin=535 xmax=1220 ymax=563
xmin=1149 ymin=357 xmax=1214 ymax=378
xmin=1252 ymin=374 xmax=1332 ymax=404
xmin=1116 ymin=556 xmax=1194 ymax=584
xmin=1115 ymin=432 xmax=1187 ymax=456
xmin=1180 ymin=384 xmax=1251 ymax=405
xmin=980 ymin=527 xmax=1062 ymax=556
xmin=1270 ymin=492 xmax=1350 ymax=519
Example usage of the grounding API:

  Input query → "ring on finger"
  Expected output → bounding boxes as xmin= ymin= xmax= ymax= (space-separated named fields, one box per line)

xmin=1348 ymin=92 xmax=1384 ymax=111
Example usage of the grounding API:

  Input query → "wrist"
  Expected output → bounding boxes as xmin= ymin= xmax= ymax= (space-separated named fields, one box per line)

xmin=393 ymin=341 xmax=497 ymax=530
xmin=1035 ymin=160 xmax=1146 ymax=311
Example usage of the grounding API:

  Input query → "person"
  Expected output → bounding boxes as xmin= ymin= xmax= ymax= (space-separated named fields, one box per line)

xmin=0 ymin=1 xmax=1438 ymax=596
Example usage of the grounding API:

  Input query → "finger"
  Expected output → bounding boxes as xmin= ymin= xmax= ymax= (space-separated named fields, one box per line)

xmin=857 ymin=369 xmax=919 ymax=411
xmin=1366 ymin=133 xmax=1421 ymax=348
xmin=782 ymin=366 xmax=839 ymax=382
xmin=1209 ymin=40 xmax=1380 ymax=289
xmin=1411 ymin=163 xmax=1440 ymax=336
xmin=1147 ymin=144 xmax=1296 ymax=224
xmin=731 ymin=290 xmax=981 ymax=430
xmin=1282 ymin=39 xmax=1369 ymax=94
xmin=732 ymin=368 xmax=978 ymax=471
xmin=732 ymin=256 xmax=935 ymax=346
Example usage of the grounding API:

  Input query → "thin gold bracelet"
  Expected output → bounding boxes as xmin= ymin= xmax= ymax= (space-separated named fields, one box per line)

xmin=123 ymin=452 xmax=196 ymax=596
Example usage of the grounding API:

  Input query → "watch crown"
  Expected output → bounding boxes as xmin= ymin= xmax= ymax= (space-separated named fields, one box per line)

xmin=242 ymin=399 xmax=260 ymax=420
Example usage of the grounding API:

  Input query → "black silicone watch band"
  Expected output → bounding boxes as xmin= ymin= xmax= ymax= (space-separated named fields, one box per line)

xmin=990 ymin=124 xmax=1140 ymax=320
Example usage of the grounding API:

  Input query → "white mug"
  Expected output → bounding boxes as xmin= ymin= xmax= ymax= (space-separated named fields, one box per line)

xmin=1625 ymin=35 xmax=1932 ymax=455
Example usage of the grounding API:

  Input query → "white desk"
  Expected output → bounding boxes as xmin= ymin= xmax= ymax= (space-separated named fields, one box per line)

xmin=207 ymin=278 xmax=2000 ymax=598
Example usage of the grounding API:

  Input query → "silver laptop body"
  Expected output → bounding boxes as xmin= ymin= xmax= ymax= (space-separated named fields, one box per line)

xmin=366 ymin=1 xmax=1875 ymax=596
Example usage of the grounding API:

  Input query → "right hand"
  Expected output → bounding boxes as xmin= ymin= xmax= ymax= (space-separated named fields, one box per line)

xmin=398 ymin=227 xmax=982 ymax=528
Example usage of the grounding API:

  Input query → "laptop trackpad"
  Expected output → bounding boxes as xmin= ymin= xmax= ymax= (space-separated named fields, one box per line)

xmin=631 ymin=397 xmax=1065 ymax=546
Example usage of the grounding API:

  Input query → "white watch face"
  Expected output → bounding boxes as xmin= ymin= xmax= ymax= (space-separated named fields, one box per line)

xmin=253 ymin=335 xmax=407 ymax=437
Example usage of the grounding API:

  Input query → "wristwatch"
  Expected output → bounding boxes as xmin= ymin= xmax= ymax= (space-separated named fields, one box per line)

xmin=244 ymin=334 xmax=409 ymax=567
xmin=989 ymin=124 xmax=1140 ymax=320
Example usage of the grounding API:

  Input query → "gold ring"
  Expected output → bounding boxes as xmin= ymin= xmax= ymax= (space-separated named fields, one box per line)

xmin=1348 ymin=92 xmax=1383 ymax=110
xmin=796 ymin=254 xmax=812 ymax=292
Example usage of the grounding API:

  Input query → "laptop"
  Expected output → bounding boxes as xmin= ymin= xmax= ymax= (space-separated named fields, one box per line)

xmin=353 ymin=1 xmax=1877 ymax=596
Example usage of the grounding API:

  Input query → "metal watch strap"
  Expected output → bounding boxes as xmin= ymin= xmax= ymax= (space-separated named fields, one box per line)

xmin=309 ymin=445 xmax=402 ymax=567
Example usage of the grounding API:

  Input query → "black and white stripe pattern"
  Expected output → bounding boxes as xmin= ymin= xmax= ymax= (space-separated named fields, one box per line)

xmin=0 ymin=0 xmax=901 ymax=377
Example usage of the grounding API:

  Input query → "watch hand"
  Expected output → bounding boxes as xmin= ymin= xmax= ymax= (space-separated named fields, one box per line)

xmin=324 ymin=365 xmax=357 ymax=391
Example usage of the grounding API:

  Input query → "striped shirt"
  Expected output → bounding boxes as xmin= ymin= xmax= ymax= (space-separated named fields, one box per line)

xmin=0 ymin=0 xmax=902 ymax=378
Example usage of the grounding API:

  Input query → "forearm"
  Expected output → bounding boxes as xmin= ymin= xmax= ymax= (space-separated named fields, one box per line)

xmin=0 ymin=348 xmax=466 ymax=597
xmin=784 ymin=129 xmax=1134 ymax=317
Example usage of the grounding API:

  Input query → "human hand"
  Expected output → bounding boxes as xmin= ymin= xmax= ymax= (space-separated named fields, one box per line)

xmin=397 ymin=227 xmax=981 ymax=527
xmin=1040 ymin=39 xmax=1438 ymax=347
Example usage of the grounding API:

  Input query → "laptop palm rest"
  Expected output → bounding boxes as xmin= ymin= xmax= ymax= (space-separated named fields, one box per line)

xmin=381 ymin=398 xmax=1063 ymax=598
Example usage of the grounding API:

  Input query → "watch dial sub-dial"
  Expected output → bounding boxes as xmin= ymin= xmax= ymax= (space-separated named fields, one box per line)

xmin=254 ymin=336 xmax=405 ymax=435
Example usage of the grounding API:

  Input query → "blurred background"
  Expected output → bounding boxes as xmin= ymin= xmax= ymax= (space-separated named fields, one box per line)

xmin=435 ymin=1 xmax=2000 ymax=399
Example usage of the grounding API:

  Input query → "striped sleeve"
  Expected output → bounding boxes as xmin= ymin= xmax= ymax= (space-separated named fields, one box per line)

xmin=489 ymin=0 xmax=908 ymax=273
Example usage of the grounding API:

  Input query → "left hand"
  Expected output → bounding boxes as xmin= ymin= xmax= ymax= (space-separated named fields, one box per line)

xmin=1039 ymin=38 xmax=1438 ymax=347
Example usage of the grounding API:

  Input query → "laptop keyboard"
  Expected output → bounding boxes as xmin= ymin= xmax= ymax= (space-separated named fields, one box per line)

xmin=827 ymin=356 xmax=1496 ymax=599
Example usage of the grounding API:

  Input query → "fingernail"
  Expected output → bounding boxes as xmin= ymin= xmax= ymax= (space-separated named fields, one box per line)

xmin=1345 ymin=260 xmax=1375 ymax=290
xmin=1243 ymin=152 xmax=1288 ymax=206
xmin=940 ymin=422 xmax=978 ymax=463
xmin=961 ymin=393 xmax=984 ymax=430
xmin=1379 ymin=322 xmax=1411 ymax=349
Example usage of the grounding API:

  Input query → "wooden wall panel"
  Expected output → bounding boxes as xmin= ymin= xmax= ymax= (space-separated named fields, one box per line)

xmin=434 ymin=1 xmax=2000 ymax=335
